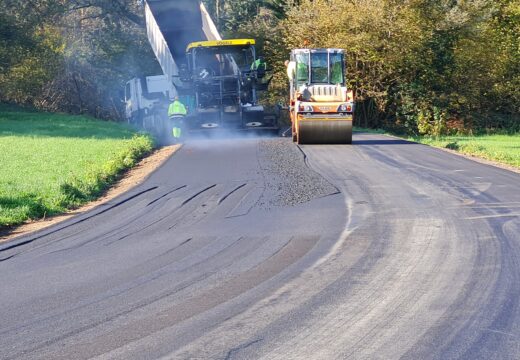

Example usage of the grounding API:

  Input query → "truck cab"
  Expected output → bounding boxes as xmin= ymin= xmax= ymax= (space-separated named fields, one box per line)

xmin=124 ymin=75 xmax=175 ymax=129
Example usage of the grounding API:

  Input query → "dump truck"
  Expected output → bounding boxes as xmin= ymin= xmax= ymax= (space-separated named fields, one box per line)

xmin=287 ymin=49 xmax=354 ymax=144
xmin=125 ymin=0 xmax=277 ymax=138
xmin=125 ymin=0 xmax=220 ymax=135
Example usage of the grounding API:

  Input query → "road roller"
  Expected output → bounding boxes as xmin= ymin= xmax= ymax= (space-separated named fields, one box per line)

xmin=287 ymin=48 xmax=354 ymax=144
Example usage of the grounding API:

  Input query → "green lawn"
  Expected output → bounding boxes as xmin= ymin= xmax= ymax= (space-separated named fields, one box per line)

xmin=0 ymin=105 xmax=154 ymax=228
xmin=409 ymin=134 xmax=520 ymax=169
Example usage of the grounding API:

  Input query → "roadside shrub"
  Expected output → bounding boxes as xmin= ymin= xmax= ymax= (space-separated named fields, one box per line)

xmin=445 ymin=142 xmax=460 ymax=150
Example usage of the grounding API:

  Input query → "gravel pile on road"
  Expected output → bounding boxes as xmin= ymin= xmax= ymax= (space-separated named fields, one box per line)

xmin=258 ymin=138 xmax=339 ymax=207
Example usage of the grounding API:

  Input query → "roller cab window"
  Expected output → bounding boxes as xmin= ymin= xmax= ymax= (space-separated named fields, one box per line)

xmin=310 ymin=53 xmax=329 ymax=84
xmin=295 ymin=53 xmax=309 ymax=86
xmin=330 ymin=53 xmax=345 ymax=85
xmin=309 ymin=52 xmax=345 ymax=85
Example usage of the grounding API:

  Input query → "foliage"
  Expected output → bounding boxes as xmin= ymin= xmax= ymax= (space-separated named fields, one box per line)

xmin=0 ymin=0 xmax=159 ymax=119
xmin=0 ymin=8 xmax=65 ymax=103
xmin=219 ymin=0 xmax=519 ymax=135
xmin=0 ymin=105 xmax=153 ymax=227
xmin=203 ymin=0 xmax=290 ymax=33
xmin=1 ymin=0 xmax=518 ymax=133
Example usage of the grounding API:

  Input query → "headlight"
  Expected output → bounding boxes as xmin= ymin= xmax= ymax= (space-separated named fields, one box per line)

xmin=298 ymin=104 xmax=314 ymax=112
xmin=338 ymin=103 xmax=353 ymax=112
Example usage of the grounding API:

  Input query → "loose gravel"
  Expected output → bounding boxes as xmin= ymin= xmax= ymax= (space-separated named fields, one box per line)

xmin=258 ymin=138 xmax=339 ymax=207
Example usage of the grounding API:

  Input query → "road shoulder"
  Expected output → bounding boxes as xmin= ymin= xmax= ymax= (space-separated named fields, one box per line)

xmin=377 ymin=132 xmax=520 ymax=175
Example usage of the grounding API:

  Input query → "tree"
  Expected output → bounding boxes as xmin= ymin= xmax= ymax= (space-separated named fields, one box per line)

xmin=0 ymin=2 xmax=64 ymax=104
xmin=278 ymin=0 xmax=519 ymax=133
xmin=0 ymin=0 xmax=159 ymax=119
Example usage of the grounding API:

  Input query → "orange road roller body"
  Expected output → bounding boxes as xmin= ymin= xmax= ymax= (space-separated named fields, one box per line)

xmin=287 ymin=49 xmax=354 ymax=144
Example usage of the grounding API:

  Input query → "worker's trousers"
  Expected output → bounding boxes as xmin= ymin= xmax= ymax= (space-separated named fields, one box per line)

xmin=169 ymin=115 xmax=185 ymax=140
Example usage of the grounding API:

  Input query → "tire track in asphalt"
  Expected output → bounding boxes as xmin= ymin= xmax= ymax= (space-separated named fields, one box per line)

xmin=2 ymin=134 xmax=519 ymax=359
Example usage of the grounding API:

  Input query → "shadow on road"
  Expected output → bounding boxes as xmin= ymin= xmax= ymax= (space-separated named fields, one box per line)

xmin=354 ymin=138 xmax=413 ymax=145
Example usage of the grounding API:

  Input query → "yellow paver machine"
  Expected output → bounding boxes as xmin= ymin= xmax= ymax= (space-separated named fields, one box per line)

xmin=287 ymin=49 xmax=354 ymax=144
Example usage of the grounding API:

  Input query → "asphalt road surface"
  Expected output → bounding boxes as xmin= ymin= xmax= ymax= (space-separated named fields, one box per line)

xmin=1 ymin=133 xmax=519 ymax=359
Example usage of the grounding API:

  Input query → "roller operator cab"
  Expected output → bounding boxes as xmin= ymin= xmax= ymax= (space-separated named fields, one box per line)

xmin=288 ymin=49 xmax=354 ymax=144
xmin=181 ymin=39 xmax=278 ymax=131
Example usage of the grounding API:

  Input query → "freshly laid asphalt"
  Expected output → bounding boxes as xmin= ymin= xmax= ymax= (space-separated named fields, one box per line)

xmin=0 ymin=133 xmax=519 ymax=359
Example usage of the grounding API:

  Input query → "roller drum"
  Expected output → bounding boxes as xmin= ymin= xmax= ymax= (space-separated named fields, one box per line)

xmin=297 ymin=119 xmax=352 ymax=144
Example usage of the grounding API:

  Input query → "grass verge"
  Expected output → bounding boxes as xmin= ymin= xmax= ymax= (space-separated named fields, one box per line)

xmin=0 ymin=105 xmax=154 ymax=228
xmin=410 ymin=134 xmax=520 ymax=169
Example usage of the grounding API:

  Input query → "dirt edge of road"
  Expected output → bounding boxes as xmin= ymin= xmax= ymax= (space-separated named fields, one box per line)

xmin=0 ymin=145 xmax=181 ymax=243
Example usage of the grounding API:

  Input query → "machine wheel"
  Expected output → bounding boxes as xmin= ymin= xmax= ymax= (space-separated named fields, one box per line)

xmin=296 ymin=129 xmax=304 ymax=145
xmin=346 ymin=129 xmax=353 ymax=144
xmin=297 ymin=120 xmax=352 ymax=144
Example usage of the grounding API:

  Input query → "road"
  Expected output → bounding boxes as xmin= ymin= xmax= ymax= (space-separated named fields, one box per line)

xmin=1 ymin=133 xmax=519 ymax=359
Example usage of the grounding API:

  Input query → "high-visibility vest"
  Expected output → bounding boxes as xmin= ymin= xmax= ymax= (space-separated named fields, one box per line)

xmin=168 ymin=100 xmax=187 ymax=117
xmin=251 ymin=59 xmax=266 ymax=71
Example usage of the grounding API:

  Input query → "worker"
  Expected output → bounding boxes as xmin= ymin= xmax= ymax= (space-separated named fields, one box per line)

xmin=285 ymin=60 xmax=296 ymax=83
xmin=250 ymin=56 xmax=270 ymax=90
xmin=168 ymin=96 xmax=187 ymax=141
xmin=251 ymin=56 xmax=267 ymax=72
